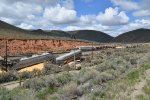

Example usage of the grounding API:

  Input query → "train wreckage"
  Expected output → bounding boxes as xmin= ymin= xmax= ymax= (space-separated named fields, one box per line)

xmin=0 ymin=44 xmax=140 ymax=72
xmin=0 ymin=49 xmax=82 ymax=72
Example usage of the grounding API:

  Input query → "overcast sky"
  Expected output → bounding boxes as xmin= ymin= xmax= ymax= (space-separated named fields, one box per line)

xmin=0 ymin=0 xmax=150 ymax=36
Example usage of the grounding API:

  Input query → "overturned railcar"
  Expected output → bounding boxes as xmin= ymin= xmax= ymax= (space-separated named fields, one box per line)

xmin=56 ymin=50 xmax=82 ymax=65
xmin=10 ymin=53 xmax=55 ymax=71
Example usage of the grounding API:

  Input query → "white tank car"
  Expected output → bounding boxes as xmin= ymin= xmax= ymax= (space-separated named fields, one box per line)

xmin=56 ymin=50 xmax=82 ymax=64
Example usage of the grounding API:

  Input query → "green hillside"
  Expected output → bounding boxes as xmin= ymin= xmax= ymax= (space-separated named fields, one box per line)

xmin=68 ymin=30 xmax=113 ymax=42
xmin=0 ymin=20 xmax=69 ymax=39
xmin=113 ymin=28 xmax=150 ymax=43
xmin=0 ymin=20 xmax=113 ymax=42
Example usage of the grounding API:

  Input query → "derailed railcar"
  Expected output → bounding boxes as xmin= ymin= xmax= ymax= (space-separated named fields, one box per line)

xmin=56 ymin=50 xmax=82 ymax=65
xmin=10 ymin=53 xmax=55 ymax=71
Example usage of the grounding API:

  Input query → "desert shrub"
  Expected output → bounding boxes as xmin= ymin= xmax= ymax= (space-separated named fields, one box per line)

xmin=23 ymin=78 xmax=46 ymax=91
xmin=55 ymin=72 xmax=72 ymax=86
xmin=129 ymin=47 xmax=148 ymax=53
xmin=20 ymin=71 xmax=32 ymax=79
xmin=0 ymin=87 xmax=11 ymax=100
xmin=139 ymin=63 xmax=150 ymax=74
xmin=106 ymin=51 xmax=112 ymax=56
xmin=42 ymin=76 xmax=58 ymax=88
xmin=81 ymin=62 xmax=93 ymax=68
xmin=143 ymin=79 xmax=150 ymax=95
xmin=105 ymin=69 xmax=119 ymax=78
xmin=62 ymin=64 xmax=71 ymax=71
xmin=77 ymin=69 xmax=99 ymax=84
xmin=123 ymin=54 xmax=131 ymax=62
xmin=96 ymin=58 xmax=117 ymax=71
xmin=57 ymin=81 xmax=82 ymax=100
xmin=92 ymin=70 xmax=115 ymax=85
xmin=130 ymin=58 xmax=137 ymax=65
xmin=0 ymin=70 xmax=18 ymax=83
xmin=138 ymin=54 xmax=150 ymax=65
xmin=36 ymin=86 xmax=57 ymax=100
xmin=9 ymin=87 xmax=36 ymax=100
xmin=96 ymin=62 xmax=113 ymax=72
xmin=136 ymin=94 xmax=147 ymax=100
xmin=85 ymin=56 xmax=92 ymax=63
xmin=23 ymin=72 xmax=72 ymax=91
xmin=42 ymin=63 xmax=61 ymax=75
xmin=92 ymin=74 xmax=103 ymax=85
xmin=78 ymin=82 xmax=93 ymax=95
xmin=127 ymin=70 xmax=139 ymax=80
xmin=91 ymin=57 xmax=103 ymax=65
xmin=99 ymin=72 xmax=115 ymax=83
xmin=91 ymin=85 xmax=107 ymax=97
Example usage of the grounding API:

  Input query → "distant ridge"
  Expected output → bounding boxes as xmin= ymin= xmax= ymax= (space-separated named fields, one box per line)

xmin=113 ymin=28 xmax=150 ymax=42
xmin=0 ymin=20 xmax=113 ymax=42
xmin=68 ymin=30 xmax=113 ymax=42
xmin=31 ymin=29 xmax=71 ymax=38
xmin=0 ymin=20 xmax=69 ymax=39
xmin=0 ymin=20 xmax=40 ymax=39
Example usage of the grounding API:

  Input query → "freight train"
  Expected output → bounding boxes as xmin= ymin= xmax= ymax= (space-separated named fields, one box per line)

xmin=78 ymin=45 xmax=116 ymax=51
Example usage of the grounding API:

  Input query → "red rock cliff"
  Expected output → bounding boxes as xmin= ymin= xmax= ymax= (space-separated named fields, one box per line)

xmin=0 ymin=39 xmax=90 ymax=56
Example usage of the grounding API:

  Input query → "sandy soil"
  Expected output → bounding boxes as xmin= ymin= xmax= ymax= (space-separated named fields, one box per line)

xmin=19 ymin=63 xmax=44 ymax=72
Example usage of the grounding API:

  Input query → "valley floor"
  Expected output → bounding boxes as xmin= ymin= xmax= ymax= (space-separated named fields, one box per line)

xmin=0 ymin=44 xmax=150 ymax=100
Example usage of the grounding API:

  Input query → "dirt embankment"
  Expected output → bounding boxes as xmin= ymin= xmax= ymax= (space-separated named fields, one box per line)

xmin=0 ymin=39 xmax=90 ymax=56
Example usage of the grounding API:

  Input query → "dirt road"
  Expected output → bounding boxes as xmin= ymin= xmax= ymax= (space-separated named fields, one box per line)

xmin=0 ymin=80 xmax=24 ymax=90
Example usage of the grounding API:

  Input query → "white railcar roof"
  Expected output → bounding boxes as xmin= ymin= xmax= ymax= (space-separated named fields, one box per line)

xmin=56 ymin=50 xmax=81 ymax=61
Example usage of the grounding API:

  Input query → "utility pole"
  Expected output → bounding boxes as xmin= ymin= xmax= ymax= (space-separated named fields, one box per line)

xmin=5 ymin=39 xmax=8 ymax=72
xmin=71 ymin=35 xmax=76 ymax=69
xmin=92 ymin=42 xmax=93 ymax=59
xmin=6 ymin=40 xmax=8 ymax=71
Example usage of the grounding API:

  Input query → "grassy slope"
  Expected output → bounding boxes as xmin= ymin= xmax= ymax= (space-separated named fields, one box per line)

xmin=104 ymin=63 xmax=150 ymax=100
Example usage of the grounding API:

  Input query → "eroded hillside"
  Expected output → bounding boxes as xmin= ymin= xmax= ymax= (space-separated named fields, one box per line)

xmin=0 ymin=39 xmax=90 ymax=56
